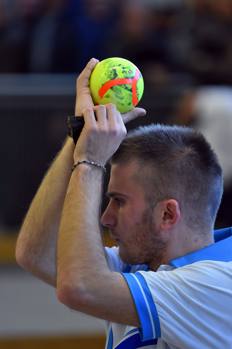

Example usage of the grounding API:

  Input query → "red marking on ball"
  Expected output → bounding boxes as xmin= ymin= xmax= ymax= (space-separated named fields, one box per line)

xmin=98 ymin=69 xmax=141 ymax=107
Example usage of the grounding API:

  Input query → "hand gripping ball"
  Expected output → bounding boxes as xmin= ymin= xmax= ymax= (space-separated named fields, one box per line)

xmin=89 ymin=57 xmax=144 ymax=113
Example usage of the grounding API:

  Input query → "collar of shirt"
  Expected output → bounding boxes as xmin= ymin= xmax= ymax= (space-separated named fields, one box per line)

xmin=169 ymin=227 xmax=232 ymax=268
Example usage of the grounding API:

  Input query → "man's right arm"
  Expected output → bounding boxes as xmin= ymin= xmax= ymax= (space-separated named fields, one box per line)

xmin=15 ymin=137 xmax=74 ymax=287
xmin=15 ymin=58 xmax=100 ymax=287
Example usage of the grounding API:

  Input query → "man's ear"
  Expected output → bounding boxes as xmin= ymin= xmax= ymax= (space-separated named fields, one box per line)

xmin=156 ymin=199 xmax=181 ymax=230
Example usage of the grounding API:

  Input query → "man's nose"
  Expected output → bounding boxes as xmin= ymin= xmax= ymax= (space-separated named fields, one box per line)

xmin=101 ymin=202 xmax=116 ymax=229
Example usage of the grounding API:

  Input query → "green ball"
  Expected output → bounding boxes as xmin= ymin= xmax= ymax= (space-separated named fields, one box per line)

xmin=89 ymin=57 xmax=144 ymax=113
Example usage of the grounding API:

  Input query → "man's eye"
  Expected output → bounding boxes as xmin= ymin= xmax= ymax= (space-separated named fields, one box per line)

xmin=114 ymin=198 xmax=125 ymax=207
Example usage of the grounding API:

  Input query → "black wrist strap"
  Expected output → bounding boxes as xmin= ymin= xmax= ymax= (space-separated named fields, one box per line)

xmin=67 ymin=116 xmax=85 ymax=144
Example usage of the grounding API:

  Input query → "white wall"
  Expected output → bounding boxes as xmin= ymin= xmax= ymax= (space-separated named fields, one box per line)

xmin=0 ymin=267 xmax=105 ymax=338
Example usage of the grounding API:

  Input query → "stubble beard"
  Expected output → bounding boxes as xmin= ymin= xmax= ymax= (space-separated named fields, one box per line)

xmin=119 ymin=204 xmax=168 ymax=270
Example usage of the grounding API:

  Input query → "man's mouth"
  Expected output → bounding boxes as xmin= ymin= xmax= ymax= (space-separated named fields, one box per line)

xmin=109 ymin=231 xmax=120 ymax=243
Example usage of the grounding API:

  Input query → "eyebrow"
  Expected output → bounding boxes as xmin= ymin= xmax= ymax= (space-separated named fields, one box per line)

xmin=106 ymin=192 xmax=129 ymax=199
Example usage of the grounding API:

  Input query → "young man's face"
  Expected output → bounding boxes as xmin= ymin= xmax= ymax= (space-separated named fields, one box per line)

xmin=101 ymin=160 xmax=167 ymax=268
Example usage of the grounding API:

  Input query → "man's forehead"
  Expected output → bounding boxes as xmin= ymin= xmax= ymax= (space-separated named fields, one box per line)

xmin=110 ymin=161 xmax=139 ymax=178
xmin=108 ymin=160 xmax=150 ymax=193
xmin=108 ymin=161 xmax=137 ymax=188
xmin=110 ymin=159 xmax=154 ymax=178
xmin=107 ymin=161 xmax=147 ymax=199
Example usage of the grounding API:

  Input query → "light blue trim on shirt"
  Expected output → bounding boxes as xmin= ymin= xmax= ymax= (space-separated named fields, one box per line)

xmin=170 ymin=227 xmax=232 ymax=268
xmin=122 ymin=273 xmax=160 ymax=341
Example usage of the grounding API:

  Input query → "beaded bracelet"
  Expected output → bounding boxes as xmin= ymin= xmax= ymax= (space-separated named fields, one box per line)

xmin=72 ymin=160 xmax=106 ymax=173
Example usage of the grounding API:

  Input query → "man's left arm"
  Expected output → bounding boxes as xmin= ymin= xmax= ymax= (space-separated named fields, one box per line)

xmin=56 ymin=104 xmax=141 ymax=326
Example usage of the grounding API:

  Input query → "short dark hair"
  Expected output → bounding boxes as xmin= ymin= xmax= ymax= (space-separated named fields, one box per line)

xmin=111 ymin=124 xmax=223 ymax=230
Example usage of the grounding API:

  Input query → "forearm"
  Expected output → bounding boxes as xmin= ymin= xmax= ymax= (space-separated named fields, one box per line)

xmin=16 ymin=137 xmax=74 ymax=286
xmin=57 ymin=164 xmax=109 ymax=300
xmin=54 ymin=95 xmax=145 ymax=323
xmin=56 ymin=164 xmax=139 ymax=326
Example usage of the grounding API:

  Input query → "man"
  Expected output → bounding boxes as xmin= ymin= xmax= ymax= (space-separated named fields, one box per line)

xmin=16 ymin=58 xmax=232 ymax=349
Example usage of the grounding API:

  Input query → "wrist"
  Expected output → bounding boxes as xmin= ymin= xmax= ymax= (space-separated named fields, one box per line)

xmin=72 ymin=160 xmax=106 ymax=173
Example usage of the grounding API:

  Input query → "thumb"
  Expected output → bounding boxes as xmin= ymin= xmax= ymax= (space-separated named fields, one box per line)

xmin=76 ymin=58 xmax=99 ymax=94
xmin=122 ymin=107 xmax=147 ymax=124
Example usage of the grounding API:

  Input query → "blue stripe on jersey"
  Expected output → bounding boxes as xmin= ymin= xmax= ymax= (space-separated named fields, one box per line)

xmin=122 ymin=273 xmax=159 ymax=341
xmin=170 ymin=236 xmax=232 ymax=267
xmin=115 ymin=331 xmax=157 ymax=349
xmin=135 ymin=272 xmax=161 ymax=339
xmin=106 ymin=327 xmax=113 ymax=349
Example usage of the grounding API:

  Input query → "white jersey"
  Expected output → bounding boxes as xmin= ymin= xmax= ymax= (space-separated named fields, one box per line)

xmin=105 ymin=227 xmax=232 ymax=349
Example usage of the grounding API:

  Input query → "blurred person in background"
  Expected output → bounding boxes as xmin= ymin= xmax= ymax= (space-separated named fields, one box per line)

xmin=0 ymin=0 xmax=79 ymax=72
xmin=0 ymin=0 xmax=122 ymax=73
xmin=113 ymin=0 xmax=190 ymax=85
xmin=70 ymin=0 xmax=122 ymax=72
xmin=185 ymin=0 xmax=232 ymax=85
xmin=110 ymin=0 xmax=192 ymax=119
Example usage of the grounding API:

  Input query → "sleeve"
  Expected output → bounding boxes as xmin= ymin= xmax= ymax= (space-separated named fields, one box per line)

xmin=122 ymin=261 xmax=232 ymax=348
xmin=122 ymin=272 xmax=161 ymax=342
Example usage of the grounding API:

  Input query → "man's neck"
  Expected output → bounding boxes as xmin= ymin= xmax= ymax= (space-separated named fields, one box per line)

xmin=168 ymin=234 xmax=215 ymax=265
xmin=150 ymin=232 xmax=215 ymax=271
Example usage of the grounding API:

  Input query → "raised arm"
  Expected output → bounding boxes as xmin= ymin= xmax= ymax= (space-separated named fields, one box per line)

xmin=15 ymin=138 xmax=74 ymax=286
xmin=15 ymin=58 xmax=99 ymax=286
xmin=56 ymin=103 xmax=146 ymax=325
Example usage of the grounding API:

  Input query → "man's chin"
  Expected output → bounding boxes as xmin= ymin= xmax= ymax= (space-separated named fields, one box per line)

xmin=118 ymin=247 xmax=140 ymax=265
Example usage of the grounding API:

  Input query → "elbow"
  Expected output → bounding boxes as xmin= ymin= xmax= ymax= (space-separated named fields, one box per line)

xmin=16 ymin=248 xmax=32 ymax=273
xmin=15 ymin=239 xmax=27 ymax=269
xmin=57 ymin=278 xmax=92 ymax=312
xmin=56 ymin=284 xmax=78 ymax=310
xmin=15 ymin=235 xmax=34 ymax=272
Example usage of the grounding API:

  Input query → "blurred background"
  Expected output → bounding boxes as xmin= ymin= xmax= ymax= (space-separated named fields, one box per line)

xmin=0 ymin=0 xmax=232 ymax=347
